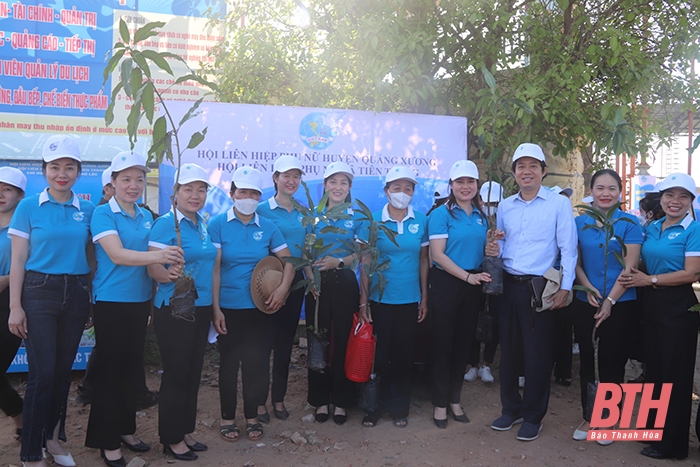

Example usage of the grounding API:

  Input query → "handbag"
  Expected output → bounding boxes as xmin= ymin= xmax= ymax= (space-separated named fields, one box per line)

xmin=345 ymin=312 xmax=376 ymax=383
xmin=528 ymin=276 xmax=547 ymax=310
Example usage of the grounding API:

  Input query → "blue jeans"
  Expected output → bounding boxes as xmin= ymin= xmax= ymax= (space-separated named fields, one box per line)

xmin=20 ymin=272 xmax=90 ymax=462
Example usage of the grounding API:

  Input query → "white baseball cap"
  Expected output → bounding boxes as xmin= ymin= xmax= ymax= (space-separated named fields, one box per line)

xmin=434 ymin=182 xmax=450 ymax=200
xmin=480 ymin=181 xmax=503 ymax=203
xmin=581 ymin=195 xmax=594 ymax=204
xmin=449 ymin=160 xmax=479 ymax=181
xmin=0 ymin=167 xmax=27 ymax=191
xmin=111 ymin=151 xmax=151 ymax=174
xmin=174 ymin=163 xmax=210 ymax=186
xmin=512 ymin=143 xmax=546 ymax=163
xmin=647 ymin=182 xmax=662 ymax=194
xmin=659 ymin=173 xmax=697 ymax=199
xmin=101 ymin=167 xmax=112 ymax=187
xmin=42 ymin=134 xmax=81 ymax=162
xmin=274 ymin=155 xmax=305 ymax=174
xmin=550 ymin=185 xmax=573 ymax=197
xmin=324 ymin=161 xmax=354 ymax=181
xmin=233 ymin=166 xmax=264 ymax=193
xmin=385 ymin=166 xmax=417 ymax=184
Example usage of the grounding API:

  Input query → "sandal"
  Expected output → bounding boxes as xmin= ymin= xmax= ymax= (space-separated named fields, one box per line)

xmin=555 ymin=376 xmax=572 ymax=387
xmin=220 ymin=423 xmax=240 ymax=442
xmin=362 ymin=413 xmax=379 ymax=427
xmin=246 ymin=423 xmax=264 ymax=441
xmin=393 ymin=418 xmax=408 ymax=428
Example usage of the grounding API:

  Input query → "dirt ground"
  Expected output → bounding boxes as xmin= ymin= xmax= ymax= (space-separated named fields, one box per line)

xmin=2 ymin=343 xmax=700 ymax=467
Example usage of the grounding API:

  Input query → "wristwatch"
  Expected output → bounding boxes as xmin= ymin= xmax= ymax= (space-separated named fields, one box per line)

xmin=606 ymin=296 xmax=616 ymax=306
xmin=651 ymin=275 xmax=658 ymax=286
xmin=337 ymin=259 xmax=345 ymax=269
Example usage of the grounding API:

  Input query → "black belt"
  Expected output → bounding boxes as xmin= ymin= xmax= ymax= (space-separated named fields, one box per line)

xmin=504 ymin=272 xmax=538 ymax=283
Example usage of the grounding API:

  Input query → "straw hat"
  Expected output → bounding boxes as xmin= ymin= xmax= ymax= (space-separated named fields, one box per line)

xmin=251 ymin=256 xmax=285 ymax=313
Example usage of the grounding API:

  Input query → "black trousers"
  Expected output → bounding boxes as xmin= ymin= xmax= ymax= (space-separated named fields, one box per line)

xmin=78 ymin=343 xmax=150 ymax=398
xmin=643 ymin=285 xmax=698 ymax=459
xmin=552 ymin=302 xmax=573 ymax=380
xmin=369 ymin=301 xmax=418 ymax=419
xmin=306 ymin=268 xmax=358 ymax=409
xmin=572 ymin=298 xmax=635 ymax=420
xmin=218 ymin=307 xmax=271 ymax=420
xmin=428 ymin=267 xmax=481 ymax=408
xmin=85 ymin=301 xmax=149 ymax=449
xmin=154 ymin=305 xmax=210 ymax=445
xmin=266 ymin=270 xmax=305 ymax=404
xmin=468 ymin=302 xmax=499 ymax=366
xmin=0 ymin=288 xmax=22 ymax=418
xmin=497 ymin=277 xmax=554 ymax=424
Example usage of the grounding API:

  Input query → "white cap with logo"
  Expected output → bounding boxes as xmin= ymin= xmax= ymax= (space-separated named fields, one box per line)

xmin=42 ymin=135 xmax=81 ymax=162
xmin=174 ymin=163 xmax=210 ymax=186
xmin=449 ymin=160 xmax=479 ymax=181
xmin=480 ymin=181 xmax=503 ymax=203
xmin=323 ymin=161 xmax=354 ymax=181
xmin=233 ymin=166 xmax=264 ymax=193
xmin=0 ymin=167 xmax=27 ymax=191
xmin=111 ymin=151 xmax=151 ymax=174
xmin=549 ymin=185 xmax=573 ymax=198
xmin=385 ymin=166 xmax=417 ymax=184
xmin=659 ymin=173 xmax=697 ymax=199
xmin=273 ymin=155 xmax=305 ymax=174
xmin=512 ymin=143 xmax=546 ymax=163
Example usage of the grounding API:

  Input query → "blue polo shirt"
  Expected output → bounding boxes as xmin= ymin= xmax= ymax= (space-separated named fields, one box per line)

xmin=575 ymin=209 xmax=643 ymax=303
xmin=313 ymin=207 xmax=362 ymax=258
xmin=257 ymin=197 xmax=305 ymax=258
xmin=642 ymin=214 xmax=700 ymax=275
xmin=148 ymin=209 xmax=217 ymax=308
xmin=428 ymin=203 xmax=487 ymax=271
xmin=0 ymin=225 xmax=10 ymax=276
xmin=9 ymin=189 xmax=95 ymax=275
xmin=358 ymin=205 xmax=428 ymax=304
xmin=91 ymin=198 xmax=154 ymax=303
xmin=209 ymin=208 xmax=287 ymax=309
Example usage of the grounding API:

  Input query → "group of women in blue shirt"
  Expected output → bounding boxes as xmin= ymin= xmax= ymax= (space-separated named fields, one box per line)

xmin=2 ymin=134 xmax=700 ymax=465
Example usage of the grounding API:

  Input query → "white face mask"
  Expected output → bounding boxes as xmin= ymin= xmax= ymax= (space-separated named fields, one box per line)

xmin=388 ymin=192 xmax=412 ymax=210
xmin=235 ymin=198 xmax=258 ymax=215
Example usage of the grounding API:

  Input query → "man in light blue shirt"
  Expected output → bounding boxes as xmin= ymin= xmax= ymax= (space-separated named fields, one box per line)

xmin=488 ymin=143 xmax=578 ymax=441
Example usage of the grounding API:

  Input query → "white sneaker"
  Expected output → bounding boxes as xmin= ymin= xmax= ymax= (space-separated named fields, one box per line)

xmin=478 ymin=365 xmax=494 ymax=383
xmin=464 ymin=367 xmax=478 ymax=382
xmin=518 ymin=376 xmax=525 ymax=388
xmin=572 ymin=343 xmax=580 ymax=355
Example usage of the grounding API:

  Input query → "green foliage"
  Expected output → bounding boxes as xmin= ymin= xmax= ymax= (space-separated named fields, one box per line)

xmin=102 ymin=19 xmax=218 ymax=173
xmin=206 ymin=0 xmax=699 ymax=166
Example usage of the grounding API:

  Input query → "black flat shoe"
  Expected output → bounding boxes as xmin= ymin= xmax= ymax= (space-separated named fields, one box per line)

xmin=163 ymin=444 xmax=198 ymax=461
xmin=315 ymin=406 xmax=329 ymax=423
xmin=100 ymin=449 xmax=126 ymax=467
xmin=449 ymin=406 xmax=470 ymax=423
xmin=333 ymin=413 xmax=347 ymax=425
xmin=434 ymin=417 xmax=447 ymax=429
xmin=641 ymin=446 xmax=667 ymax=460
xmin=121 ymin=438 xmax=150 ymax=452
xmin=185 ymin=441 xmax=208 ymax=452
xmin=274 ymin=408 xmax=290 ymax=420
xmin=257 ymin=411 xmax=271 ymax=424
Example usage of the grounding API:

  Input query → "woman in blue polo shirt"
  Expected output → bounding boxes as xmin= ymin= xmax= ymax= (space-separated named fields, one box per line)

xmin=211 ymin=166 xmax=295 ymax=442
xmin=0 ymin=167 xmax=26 ymax=442
xmin=358 ymin=166 xmax=429 ymax=428
xmin=307 ymin=161 xmax=361 ymax=425
xmin=147 ymin=163 xmax=216 ymax=462
xmin=256 ymin=155 xmax=306 ymax=422
xmin=8 ymin=135 xmax=95 ymax=466
xmin=427 ymin=160 xmax=491 ymax=429
xmin=85 ymin=152 xmax=184 ymax=467
xmin=621 ymin=173 xmax=700 ymax=460
xmin=571 ymin=169 xmax=642 ymax=443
